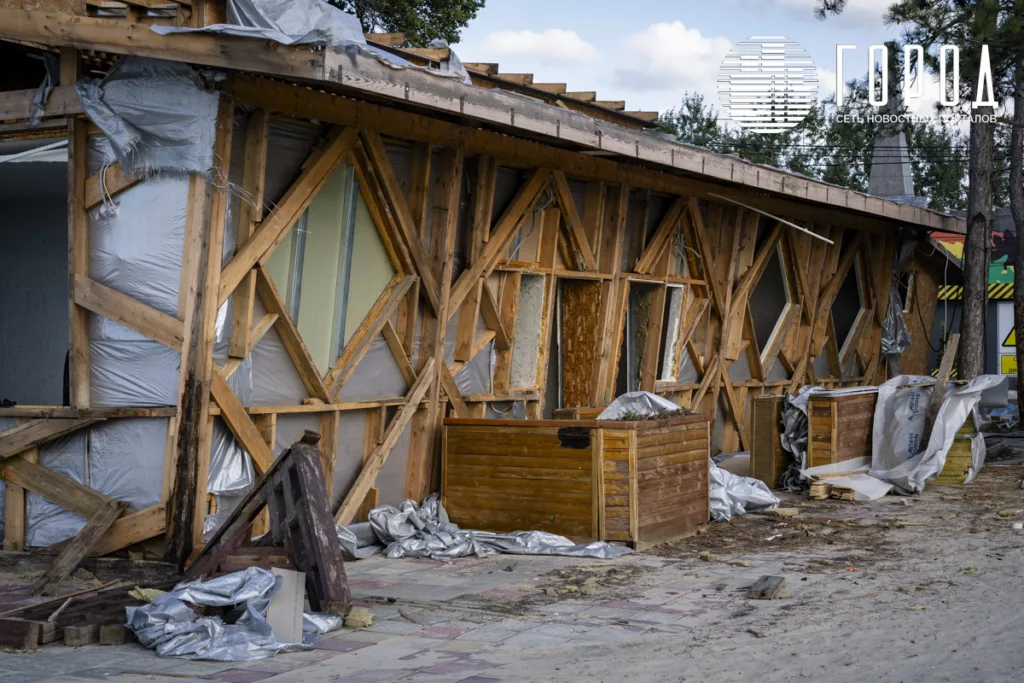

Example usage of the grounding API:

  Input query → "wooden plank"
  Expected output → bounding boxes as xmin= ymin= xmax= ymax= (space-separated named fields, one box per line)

xmin=360 ymin=130 xmax=443 ymax=313
xmin=381 ymin=320 xmax=418 ymax=386
xmin=32 ymin=500 xmax=129 ymax=596
xmin=0 ymin=618 xmax=41 ymax=650
xmin=166 ymin=100 xmax=233 ymax=566
xmin=219 ymin=127 xmax=357 ymax=306
xmin=254 ymin=267 xmax=330 ymax=401
xmin=922 ymin=333 xmax=959 ymax=444
xmin=84 ymin=162 xmax=143 ymax=210
xmin=334 ymin=358 xmax=436 ymax=525
xmin=0 ymin=419 xmax=99 ymax=461
xmin=210 ymin=369 xmax=276 ymax=474
xmin=0 ymin=85 xmax=81 ymax=121
xmin=447 ymin=168 xmax=551 ymax=319
xmin=319 ymin=411 xmax=340 ymax=501
xmin=492 ymin=272 xmax=521 ymax=394
xmin=73 ymin=274 xmax=185 ymax=351
xmin=72 ymin=504 xmax=167 ymax=558
xmin=325 ymin=276 xmax=415 ymax=397
xmin=67 ymin=73 xmax=90 ymax=409
xmin=635 ymin=197 xmax=686 ymax=274
xmin=479 ymin=281 xmax=511 ymax=350
xmin=229 ymin=108 xmax=270 ymax=359
xmin=551 ymin=171 xmax=599 ymax=271
xmin=440 ymin=363 xmax=472 ymax=419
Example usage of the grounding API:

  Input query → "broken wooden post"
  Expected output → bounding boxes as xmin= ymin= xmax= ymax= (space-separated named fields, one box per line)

xmin=921 ymin=333 xmax=960 ymax=447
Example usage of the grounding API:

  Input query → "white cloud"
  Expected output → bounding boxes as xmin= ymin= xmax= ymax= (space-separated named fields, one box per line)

xmin=611 ymin=22 xmax=732 ymax=111
xmin=817 ymin=67 xmax=838 ymax=101
xmin=482 ymin=29 xmax=599 ymax=63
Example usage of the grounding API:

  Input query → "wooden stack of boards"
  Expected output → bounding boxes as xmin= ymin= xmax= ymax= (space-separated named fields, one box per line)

xmin=442 ymin=415 xmax=711 ymax=549
xmin=750 ymin=396 xmax=788 ymax=489
xmin=807 ymin=390 xmax=878 ymax=468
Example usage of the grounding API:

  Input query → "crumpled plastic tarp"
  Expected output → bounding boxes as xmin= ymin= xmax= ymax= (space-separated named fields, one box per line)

xmin=153 ymin=0 xmax=365 ymax=46
xmin=127 ymin=567 xmax=342 ymax=661
xmin=28 ymin=52 xmax=59 ymax=127
xmin=75 ymin=57 xmax=219 ymax=177
xmin=870 ymin=374 xmax=1004 ymax=493
xmin=597 ymin=391 xmax=682 ymax=420
xmin=337 ymin=494 xmax=632 ymax=561
xmin=881 ymin=284 xmax=912 ymax=375
xmin=709 ymin=462 xmax=779 ymax=522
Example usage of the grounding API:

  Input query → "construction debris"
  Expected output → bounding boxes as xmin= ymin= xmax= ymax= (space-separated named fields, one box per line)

xmin=748 ymin=576 xmax=791 ymax=600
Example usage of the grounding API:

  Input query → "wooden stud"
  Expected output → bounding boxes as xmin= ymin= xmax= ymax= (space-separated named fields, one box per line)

xmin=32 ymin=499 xmax=128 ymax=595
xmin=551 ymin=170 xmax=599 ymax=271
xmin=335 ymin=358 xmax=436 ymax=525
xmin=319 ymin=411 xmax=340 ymax=500
xmin=219 ymin=127 xmax=357 ymax=306
xmin=228 ymin=108 xmax=270 ymax=359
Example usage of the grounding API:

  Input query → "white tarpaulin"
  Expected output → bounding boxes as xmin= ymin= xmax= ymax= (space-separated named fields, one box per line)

xmin=597 ymin=391 xmax=682 ymax=420
xmin=799 ymin=457 xmax=893 ymax=501
xmin=870 ymin=375 xmax=1004 ymax=494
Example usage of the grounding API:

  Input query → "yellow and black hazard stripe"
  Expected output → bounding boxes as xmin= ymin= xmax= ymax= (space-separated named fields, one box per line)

xmin=937 ymin=283 xmax=1014 ymax=301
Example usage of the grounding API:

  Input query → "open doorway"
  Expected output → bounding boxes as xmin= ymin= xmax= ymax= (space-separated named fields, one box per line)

xmin=0 ymin=136 xmax=69 ymax=406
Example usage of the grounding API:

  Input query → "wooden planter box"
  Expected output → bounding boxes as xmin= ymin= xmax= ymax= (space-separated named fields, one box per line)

xmin=441 ymin=415 xmax=711 ymax=550
xmin=807 ymin=390 xmax=878 ymax=468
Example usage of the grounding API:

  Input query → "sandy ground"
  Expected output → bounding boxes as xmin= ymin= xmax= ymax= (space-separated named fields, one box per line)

xmin=490 ymin=460 xmax=1024 ymax=683
xmin=2 ymin=462 xmax=1023 ymax=683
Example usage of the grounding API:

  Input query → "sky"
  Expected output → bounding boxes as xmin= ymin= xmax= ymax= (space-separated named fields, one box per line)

xmin=451 ymin=0 xmax=920 ymax=119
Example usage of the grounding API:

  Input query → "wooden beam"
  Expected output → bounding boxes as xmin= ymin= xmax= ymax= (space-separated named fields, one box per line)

xmin=381 ymin=320 xmax=417 ymax=386
xmin=0 ymin=419 xmax=99 ymax=461
xmin=448 ymin=168 xmax=551 ymax=319
xmin=2 ymin=456 xmax=113 ymax=519
xmin=359 ymin=131 xmax=443 ymax=314
xmin=229 ymin=109 xmax=270 ymax=359
xmin=66 ymin=48 xmax=89 ymax=410
xmin=0 ymin=85 xmax=82 ymax=121
xmin=254 ymin=267 xmax=331 ymax=401
xmin=0 ymin=11 xmax=327 ymax=81
xmin=218 ymin=126 xmax=356 ymax=306
xmin=62 ymin=504 xmax=167 ymax=558
xmin=635 ymin=197 xmax=686 ymax=274
xmin=32 ymin=500 xmax=128 ymax=595
xmin=325 ymin=276 xmax=416 ymax=398
xmin=492 ymin=273 xmax=521 ymax=395
xmin=84 ymin=163 xmax=143 ymax=210
xmin=73 ymin=274 xmax=185 ymax=351
xmin=551 ymin=171 xmax=599 ymax=272
xmin=478 ymin=284 xmax=511 ymax=350
xmin=334 ymin=358 xmax=436 ymax=525
xmin=166 ymin=99 xmax=232 ymax=567
xmin=440 ymin=364 xmax=471 ymax=419
xmin=319 ymin=411 xmax=340 ymax=501
xmin=210 ymin=369 xmax=276 ymax=474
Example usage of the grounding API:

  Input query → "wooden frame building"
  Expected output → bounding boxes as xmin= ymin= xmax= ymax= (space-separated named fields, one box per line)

xmin=0 ymin=4 xmax=964 ymax=564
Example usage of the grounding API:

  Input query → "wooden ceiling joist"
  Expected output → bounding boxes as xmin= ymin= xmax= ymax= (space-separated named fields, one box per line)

xmin=532 ymin=83 xmax=567 ymax=94
xmin=594 ymin=100 xmax=625 ymax=111
xmin=494 ymin=73 xmax=534 ymax=85
xmin=463 ymin=62 xmax=498 ymax=75
xmin=365 ymin=32 xmax=405 ymax=47
xmin=565 ymin=91 xmax=596 ymax=102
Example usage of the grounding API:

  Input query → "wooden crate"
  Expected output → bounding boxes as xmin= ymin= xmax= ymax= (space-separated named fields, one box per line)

xmin=807 ymin=390 xmax=878 ymax=468
xmin=442 ymin=415 xmax=711 ymax=549
xmin=750 ymin=395 xmax=787 ymax=488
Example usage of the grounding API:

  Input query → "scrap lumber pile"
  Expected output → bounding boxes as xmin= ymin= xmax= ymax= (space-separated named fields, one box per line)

xmin=0 ymin=432 xmax=351 ymax=650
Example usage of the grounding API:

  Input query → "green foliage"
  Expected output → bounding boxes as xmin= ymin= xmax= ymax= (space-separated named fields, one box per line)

xmin=658 ymin=82 xmax=971 ymax=212
xmin=330 ymin=0 xmax=485 ymax=47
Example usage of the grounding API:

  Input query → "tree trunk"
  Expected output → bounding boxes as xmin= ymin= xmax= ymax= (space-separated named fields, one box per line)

xmin=1012 ymin=67 xmax=1024 ymax=403
xmin=960 ymin=114 xmax=995 ymax=379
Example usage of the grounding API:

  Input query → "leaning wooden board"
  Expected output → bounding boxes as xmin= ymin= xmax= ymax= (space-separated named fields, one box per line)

xmin=807 ymin=390 xmax=878 ymax=468
xmin=441 ymin=415 xmax=711 ymax=550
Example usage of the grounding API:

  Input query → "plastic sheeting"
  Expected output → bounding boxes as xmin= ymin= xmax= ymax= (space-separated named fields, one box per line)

xmin=870 ymin=375 xmax=1004 ymax=493
xmin=27 ymin=431 xmax=89 ymax=547
xmin=881 ymin=285 xmax=912 ymax=375
xmin=127 ymin=567 xmax=341 ymax=661
xmin=709 ymin=463 xmax=779 ymax=522
xmin=153 ymin=0 xmax=365 ymax=46
xmin=29 ymin=52 xmax=60 ymax=128
xmin=597 ymin=391 xmax=682 ymax=420
xmin=76 ymin=57 xmax=219 ymax=177
xmin=337 ymin=494 xmax=632 ymax=561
